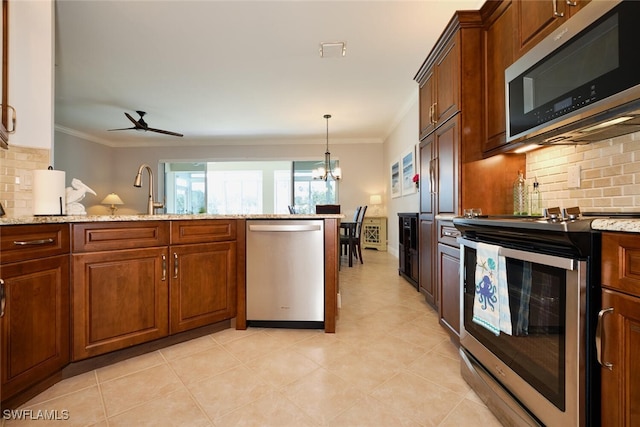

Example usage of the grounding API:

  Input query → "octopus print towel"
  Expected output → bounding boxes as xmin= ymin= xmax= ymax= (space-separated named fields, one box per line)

xmin=472 ymin=242 xmax=512 ymax=336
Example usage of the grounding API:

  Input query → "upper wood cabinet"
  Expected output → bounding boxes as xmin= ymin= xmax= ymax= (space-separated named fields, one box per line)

xmin=481 ymin=0 xmax=514 ymax=154
xmin=513 ymin=0 xmax=590 ymax=59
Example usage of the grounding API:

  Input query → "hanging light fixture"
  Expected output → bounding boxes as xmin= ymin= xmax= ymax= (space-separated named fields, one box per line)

xmin=312 ymin=114 xmax=342 ymax=181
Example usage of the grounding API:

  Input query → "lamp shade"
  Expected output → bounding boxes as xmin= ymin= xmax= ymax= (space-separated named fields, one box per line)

xmin=101 ymin=193 xmax=124 ymax=206
xmin=369 ymin=194 xmax=382 ymax=205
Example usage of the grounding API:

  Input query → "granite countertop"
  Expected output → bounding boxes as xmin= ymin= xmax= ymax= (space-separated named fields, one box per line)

xmin=0 ymin=214 xmax=344 ymax=226
xmin=591 ymin=218 xmax=640 ymax=233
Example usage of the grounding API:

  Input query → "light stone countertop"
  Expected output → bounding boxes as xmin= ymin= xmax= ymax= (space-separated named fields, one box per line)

xmin=0 ymin=214 xmax=343 ymax=226
xmin=591 ymin=218 xmax=640 ymax=233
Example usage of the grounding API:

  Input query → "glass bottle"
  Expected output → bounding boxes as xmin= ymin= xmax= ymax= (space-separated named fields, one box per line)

xmin=530 ymin=179 xmax=542 ymax=216
xmin=513 ymin=170 xmax=528 ymax=216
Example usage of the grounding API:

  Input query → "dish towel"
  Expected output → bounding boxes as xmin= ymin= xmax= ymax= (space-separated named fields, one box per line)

xmin=472 ymin=242 xmax=512 ymax=336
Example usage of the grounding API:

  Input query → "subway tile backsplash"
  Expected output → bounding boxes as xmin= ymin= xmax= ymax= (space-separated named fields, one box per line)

xmin=526 ymin=131 xmax=640 ymax=213
xmin=0 ymin=146 xmax=51 ymax=217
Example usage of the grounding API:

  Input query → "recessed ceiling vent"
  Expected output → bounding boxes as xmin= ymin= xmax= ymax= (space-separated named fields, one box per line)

xmin=319 ymin=42 xmax=346 ymax=58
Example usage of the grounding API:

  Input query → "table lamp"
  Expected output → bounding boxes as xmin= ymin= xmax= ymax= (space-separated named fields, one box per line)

xmin=101 ymin=193 xmax=124 ymax=215
xmin=369 ymin=194 xmax=382 ymax=216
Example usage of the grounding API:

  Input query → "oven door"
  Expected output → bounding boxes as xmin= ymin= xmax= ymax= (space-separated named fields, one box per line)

xmin=459 ymin=237 xmax=587 ymax=427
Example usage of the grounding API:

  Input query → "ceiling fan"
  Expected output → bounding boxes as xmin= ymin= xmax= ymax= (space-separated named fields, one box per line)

xmin=108 ymin=110 xmax=183 ymax=137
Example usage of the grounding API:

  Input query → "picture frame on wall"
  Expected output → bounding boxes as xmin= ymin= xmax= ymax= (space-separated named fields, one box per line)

xmin=401 ymin=147 xmax=416 ymax=195
xmin=390 ymin=159 xmax=401 ymax=198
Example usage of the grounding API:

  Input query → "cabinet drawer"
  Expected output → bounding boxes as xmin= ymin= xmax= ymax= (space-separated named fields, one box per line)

xmin=601 ymin=232 xmax=640 ymax=297
xmin=0 ymin=224 xmax=70 ymax=263
xmin=171 ymin=220 xmax=236 ymax=244
xmin=438 ymin=221 xmax=460 ymax=247
xmin=72 ymin=221 xmax=169 ymax=252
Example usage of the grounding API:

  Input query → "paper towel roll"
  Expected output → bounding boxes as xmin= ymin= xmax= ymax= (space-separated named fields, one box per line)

xmin=33 ymin=169 xmax=66 ymax=215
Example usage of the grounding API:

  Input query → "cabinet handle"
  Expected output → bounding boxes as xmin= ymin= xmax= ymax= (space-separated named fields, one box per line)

xmin=0 ymin=279 xmax=5 ymax=318
xmin=552 ymin=0 xmax=564 ymax=17
xmin=428 ymin=104 xmax=433 ymax=126
xmin=596 ymin=307 xmax=614 ymax=370
xmin=431 ymin=103 xmax=438 ymax=125
xmin=161 ymin=254 xmax=167 ymax=281
xmin=173 ymin=253 xmax=178 ymax=279
xmin=443 ymin=230 xmax=460 ymax=238
xmin=13 ymin=238 xmax=54 ymax=246
xmin=429 ymin=159 xmax=436 ymax=195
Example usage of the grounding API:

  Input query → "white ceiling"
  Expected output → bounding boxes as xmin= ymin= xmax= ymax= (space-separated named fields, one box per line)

xmin=54 ymin=0 xmax=484 ymax=147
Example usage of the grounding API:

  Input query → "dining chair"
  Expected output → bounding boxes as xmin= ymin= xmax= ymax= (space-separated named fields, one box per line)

xmin=288 ymin=205 xmax=296 ymax=214
xmin=341 ymin=205 xmax=367 ymax=265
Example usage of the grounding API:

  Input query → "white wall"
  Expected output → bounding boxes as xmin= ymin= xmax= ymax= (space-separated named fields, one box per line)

xmin=8 ymin=0 xmax=54 ymax=149
xmin=382 ymin=94 xmax=421 ymax=257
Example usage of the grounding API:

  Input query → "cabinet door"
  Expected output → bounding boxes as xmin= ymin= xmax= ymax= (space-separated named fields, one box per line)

xmin=483 ymin=0 xmax=513 ymax=154
xmin=419 ymin=218 xmax=436 ymax=308
xmin=419 ymin=70 xmax=436 ymax=139
xmin=437 ymin=243 xmax=460 ymax=340
xmin=170 ymin=242 xmax=237 ymax=334
xmin=434 ymin=35 xmax=460 ymax=127
xmin=1 ymin=255 xmax=70 ymax=401
xmin=435 ymin=115 xmax=459 ymax=215
xmin=72 ymin=247 xmax=169 ymax=360
xmin=600 ymin=288 xmax=640 ymax=427
xmin=513 ymin=0 xmax=589 ymax=59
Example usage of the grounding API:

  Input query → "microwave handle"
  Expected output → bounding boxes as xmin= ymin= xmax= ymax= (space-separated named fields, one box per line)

xmin=457 ymin=237 xmax=577 ymax=271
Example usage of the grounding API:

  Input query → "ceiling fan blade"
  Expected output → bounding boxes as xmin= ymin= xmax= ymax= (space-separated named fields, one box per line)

xmin=124 ymin=112 xmax=143 ymax=128
xmin=147 ymin=127 xmax=184 ymax=137
xmin=108 ymin=126 xmax=137 ymax=131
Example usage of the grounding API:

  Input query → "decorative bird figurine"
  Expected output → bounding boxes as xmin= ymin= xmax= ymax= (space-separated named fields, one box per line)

xmin=65 ymin=178 xmax=96 ymax=215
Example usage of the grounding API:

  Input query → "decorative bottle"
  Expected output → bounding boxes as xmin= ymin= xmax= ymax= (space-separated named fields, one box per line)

xmin=530 ymin=178 xmax=542 ymax=216
xmin=513 ymin=170 xmax=528 ymax=216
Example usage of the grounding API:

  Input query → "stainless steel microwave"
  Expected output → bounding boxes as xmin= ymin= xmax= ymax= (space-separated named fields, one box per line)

xmin=506 ymin=1 xmax=640 ymax=146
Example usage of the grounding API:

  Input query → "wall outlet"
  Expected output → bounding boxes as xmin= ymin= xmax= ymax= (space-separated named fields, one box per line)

xmin=567 ymin=165 xmax=581 ymax=188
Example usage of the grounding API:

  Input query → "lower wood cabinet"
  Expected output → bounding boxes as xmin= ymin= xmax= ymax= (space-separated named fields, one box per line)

xmin=437 ymin=242 xmax=460 ymax=340
xmin=600 ymin=232 xmax=640 ymax=426
xmin=170 ymin=242 xmax=237 ymax=334
xmin=72 ymin=247 xmax=170 ymax=360
xmin=1 ymin=255 xmax=70 ymax=403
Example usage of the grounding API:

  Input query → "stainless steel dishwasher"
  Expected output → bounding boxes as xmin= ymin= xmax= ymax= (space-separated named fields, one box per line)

xmin=246 ymin=219 xmax=325 ymax=328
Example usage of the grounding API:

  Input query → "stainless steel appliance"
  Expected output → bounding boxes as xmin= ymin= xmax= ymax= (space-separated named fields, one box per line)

xmin=506 ymin=1 xmax=640 ymax=146
xmin=246 ymin=220 xmax=325 ymax=328
xmin=454 ymin=209 xmax=602 ymax=426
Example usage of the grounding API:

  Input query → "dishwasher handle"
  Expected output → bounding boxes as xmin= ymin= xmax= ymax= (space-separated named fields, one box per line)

xmin=248 ymin=224 xmax=322 ymax=232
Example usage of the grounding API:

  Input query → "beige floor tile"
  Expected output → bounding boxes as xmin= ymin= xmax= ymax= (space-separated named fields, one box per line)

xmin=188 ymin=365 xmax=274 ymax=421
xmin=168 ymin=345 xmax=241 ymax=385
xmin=213 ymin=390 xmax=316 ymax=427
xmin=5 ymin=386 xmax=105 ymax=427
xmin=96 ymin=350 xmax=165 ymax=383
xmin=243 ymin=347 xmax=321 ymax=388
xmin=329 ymin=395 xmax=422 ymax=427
xmin=370 ymin=371 xmax=465 ymax=426
xmin=322 ymin=347 xmax=400 ymax=393
xmin=439 ymin=397 xmax=504 ymax=427
xmin=210 ymin=326 xmax=263 ymax=345
xmin=107 ymin=389 xmax=211 ymax=427
xmin=220 ymin=330 xmax=293 ymax=362
xmin=20 ymin=371 xmax=98 ymax=407
xmin=159 ymin=335 xmax=219 ymax=361
xmin=99 ymin=364 xmax=185 ymax=417
xmin=407 ymin=351 xmax=471 ymax=395
xmin=282 ymin=368 xmax=365 ymax=425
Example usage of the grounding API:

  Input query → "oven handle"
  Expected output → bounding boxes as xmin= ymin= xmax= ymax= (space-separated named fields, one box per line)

xmin=457 ymin=237 xmax=577 ymax=270
xmin=596 ymin=307 xmax=614 ymax=370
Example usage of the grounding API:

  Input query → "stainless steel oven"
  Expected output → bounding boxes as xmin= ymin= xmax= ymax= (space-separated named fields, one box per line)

xmin=454 ymin=210 xmax=601 ymax=427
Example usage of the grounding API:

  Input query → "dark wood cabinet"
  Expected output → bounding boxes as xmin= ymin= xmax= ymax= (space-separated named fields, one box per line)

xmin=437 ymin=220 xmax=461 ymax=340
xmin=398 ymin=213 xmax=419 ymax=289
xmin=0 ymin=224 xmax=70 ymax=406
xmin=600 ymin=232 xmax=640 ymax=426
xmin=513 ymin=0 xmax=590 ymax=59
xmin=169 ymin=220 xmax=238 ymax=334
xmin=481 ymin=0 xmax=514 ymax=155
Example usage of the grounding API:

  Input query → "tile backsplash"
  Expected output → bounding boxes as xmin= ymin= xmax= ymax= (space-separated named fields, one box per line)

xmin=526 ymin=131 xmax=640 ymax=212
xmin=0 ymin=146 xmax=51 ymax=217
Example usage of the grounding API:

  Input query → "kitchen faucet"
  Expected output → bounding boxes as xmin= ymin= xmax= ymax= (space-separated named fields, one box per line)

xmin=133 ymin=164 xmax=164 ymax=215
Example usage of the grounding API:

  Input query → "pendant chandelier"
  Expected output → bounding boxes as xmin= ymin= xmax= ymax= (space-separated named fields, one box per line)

xmin=312 ymin=114 xmax=342 ymax=181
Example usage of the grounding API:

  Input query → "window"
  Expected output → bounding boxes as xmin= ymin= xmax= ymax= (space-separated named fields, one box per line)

xmin=163 ymin=160 xmax=338 ymax=214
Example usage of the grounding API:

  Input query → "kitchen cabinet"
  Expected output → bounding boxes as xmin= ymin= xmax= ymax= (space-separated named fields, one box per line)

xmin=0 ymin=224 xmax=70 ymax=406
xmin=398 ymin=213 xmax=419 ymax=290
xmin=600 ymin=232 xmax=640 ymax=426
xmin=480 ymin=0 xmax=514 ymax=155
xmin=513 ymin=0 xmax=590 ymax=59
xmin=169 ymin=220 xmax=238 ymax=334
xmin=437 ymin=221 xmax=461 ymax=340
xmin=71 ymin=221 xmax=170 ymax=360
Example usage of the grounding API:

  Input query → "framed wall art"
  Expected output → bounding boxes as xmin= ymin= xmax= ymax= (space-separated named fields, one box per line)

xmin=390 ymin=159 xmax=401 ymax=198
xmin=401 ymin=147 xmax=416 ymax=195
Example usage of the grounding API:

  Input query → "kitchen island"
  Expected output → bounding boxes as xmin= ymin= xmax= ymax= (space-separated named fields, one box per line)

xmin=0 ymin=214 xmax=341 ymax=409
